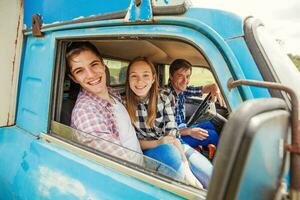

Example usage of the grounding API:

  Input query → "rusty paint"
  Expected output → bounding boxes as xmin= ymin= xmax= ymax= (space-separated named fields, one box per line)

xmin=32 ymin=14 xmax=43 ymax=37
xmin=6 ymin=113 xmax=10 ymax=126
xmin=227 ymin=78 xmax=300 ymax=192
xmin=11 ymin=0 xmax=23 ymax=82
xmin=136 ymin=0 xmax=141 ymax=7
xmin=285 ymin=143 xmax=300 ymax=155
xmin=7 ymin=0 xmax=24 ymax=126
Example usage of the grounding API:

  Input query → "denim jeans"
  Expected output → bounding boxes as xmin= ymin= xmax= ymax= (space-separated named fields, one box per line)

xmin=182 ymin=142 xmax=213 ymax=189
xmin=181 ymin=121 xmax=219 ymax=147
xmin=143 ymin=142 xmax=213 ymax=189
xmin=143 ymin=144 xmax=185 ymax=181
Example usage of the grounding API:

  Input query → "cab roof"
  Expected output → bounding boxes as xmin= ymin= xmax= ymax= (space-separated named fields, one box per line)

xmin=24 ymin=0 xmax=243 ymax=39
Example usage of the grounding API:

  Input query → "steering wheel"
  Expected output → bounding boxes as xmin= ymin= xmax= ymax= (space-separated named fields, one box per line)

xmin=187 ymin=93 xmax=227 ymax=127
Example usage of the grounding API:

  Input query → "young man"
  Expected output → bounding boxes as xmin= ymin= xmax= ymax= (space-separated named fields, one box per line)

xmin=65 ymin=42 xmax=142 ymax=159
xmin=166 ymin=59 xmax=226 ymax=149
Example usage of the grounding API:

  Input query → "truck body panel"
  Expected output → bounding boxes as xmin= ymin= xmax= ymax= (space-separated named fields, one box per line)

xmin=1 ymin=0 xmax=299 ymax=199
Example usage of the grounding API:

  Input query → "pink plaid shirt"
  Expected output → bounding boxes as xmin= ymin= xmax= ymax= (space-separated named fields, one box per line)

xmin=71 ymin=88 xmax=127 ymax=159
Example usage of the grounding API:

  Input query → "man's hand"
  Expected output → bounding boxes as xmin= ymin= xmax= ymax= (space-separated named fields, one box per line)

xmin=179 ymin=128 xmax=209 ymax=140
xmin=202 ymin=83 xmax=226 ymax=107
xmin=189 ymin=128 xmax=209 ymax=140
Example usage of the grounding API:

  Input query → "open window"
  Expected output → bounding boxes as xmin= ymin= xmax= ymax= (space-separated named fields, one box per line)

xmin=50 ymin=36 xmax=229 ymax=196
xmin=54 ymin=38 xmax=225 ymax=127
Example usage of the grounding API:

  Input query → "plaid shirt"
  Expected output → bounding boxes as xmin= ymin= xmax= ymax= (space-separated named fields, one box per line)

xmin=166 ymin=84 xmax=203 ymax=126
xmin=134 ymin=90 xmax=180 ymax=140
xmin=71 ymin=88 xmax=127 ymax=159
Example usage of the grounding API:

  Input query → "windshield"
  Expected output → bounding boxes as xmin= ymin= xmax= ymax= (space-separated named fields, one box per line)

xmin=253 ymin=23 xmax=300 ymax=105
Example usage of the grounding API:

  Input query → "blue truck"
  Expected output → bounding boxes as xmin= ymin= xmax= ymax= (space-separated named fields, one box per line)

xmin=0 ymin=0 xmax=299 ymax=199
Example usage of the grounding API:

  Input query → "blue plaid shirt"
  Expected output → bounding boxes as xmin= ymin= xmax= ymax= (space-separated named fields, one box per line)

xmin=166 ymin=84 xmax=203 ymax=126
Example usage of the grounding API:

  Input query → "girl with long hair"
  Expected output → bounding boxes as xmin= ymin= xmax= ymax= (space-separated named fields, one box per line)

xmin=125 ymin=57 xmax=213 ymax=189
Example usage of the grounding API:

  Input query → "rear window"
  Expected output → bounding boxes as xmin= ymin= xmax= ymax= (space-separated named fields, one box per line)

xmin=103 ymin=58 xmax=128 ymax=86
xmin=164 ymin=65 xmax=215 ymax=86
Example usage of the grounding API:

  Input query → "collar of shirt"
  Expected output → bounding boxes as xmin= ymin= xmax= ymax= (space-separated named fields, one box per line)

xmin=167 ymin=83 xmax=178 ymax=97
xmin=138 ymin=96 xmax=150 ymax=105
xmin=79 ymin=88 xmax=121 ymax=107
xmin=166 ymin=83 xmax=187 ymax=104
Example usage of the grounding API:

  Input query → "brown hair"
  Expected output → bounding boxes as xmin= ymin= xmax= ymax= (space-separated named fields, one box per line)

xmin=169 ymin=59 xmax=192 ymax=77
xmin=65 ymin=41 xmax=104 ymax=75
xmin=125 ymin=57 xmax=159 ymax=127
xmin=65 ymin=41 xmax=111 ymax=85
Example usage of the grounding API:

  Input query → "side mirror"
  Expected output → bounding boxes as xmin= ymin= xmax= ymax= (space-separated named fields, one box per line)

xmin=207 ymin=98 xmax=289 ymax=200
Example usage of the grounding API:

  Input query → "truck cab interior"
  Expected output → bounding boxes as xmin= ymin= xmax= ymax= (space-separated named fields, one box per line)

xmin=52 ymin=37 xmax=228 ymax=188
xmin=58 ymin=38 xmax=228 ymax=131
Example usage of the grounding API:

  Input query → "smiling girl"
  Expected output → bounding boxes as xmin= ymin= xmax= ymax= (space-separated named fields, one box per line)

xmin=125 ymin=57 xmax=213 ymax=189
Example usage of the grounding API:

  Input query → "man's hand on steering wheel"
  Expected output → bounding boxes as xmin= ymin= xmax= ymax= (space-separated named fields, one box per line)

xmin=202 ymin=83 xmax=226 ymax=108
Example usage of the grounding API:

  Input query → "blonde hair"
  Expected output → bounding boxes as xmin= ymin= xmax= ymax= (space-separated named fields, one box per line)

xmin=125 ymin=57 xmax=159 ymax=127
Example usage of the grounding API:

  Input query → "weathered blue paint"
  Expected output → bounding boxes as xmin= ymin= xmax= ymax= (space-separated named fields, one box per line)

xmin=0 ymin=127 xmax=184 ymax=199
xmin=126 ymin=0 xmax=153 ymax=21
xmin=24 ymin=0 xmax=131 ymax=29
xmin=226 ymin=38 xmax=270 ymax=98
xmin=184 ymin=8 xmax=244 ymax=39
xmin=16 ymin=33 xmax=54 ymax=134
xmin=1 ymin=1 xmax=291 ymax=199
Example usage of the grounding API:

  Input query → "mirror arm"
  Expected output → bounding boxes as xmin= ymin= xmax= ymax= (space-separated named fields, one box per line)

xmin=227 ymin=78 xmax=300 ymax=197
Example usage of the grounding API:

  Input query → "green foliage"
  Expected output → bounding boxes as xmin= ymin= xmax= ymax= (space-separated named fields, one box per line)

xmin=288 ymin=54 xmax=300 ymax=71
xmin=189 ymin=68 xmax=215 ymax=86
xmin=165 ymin=66 xmax=215 ymax=86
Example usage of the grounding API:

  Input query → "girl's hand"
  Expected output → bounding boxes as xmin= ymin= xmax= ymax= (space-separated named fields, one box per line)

xmin=158 ymin=135 xmax=178 ymax=145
